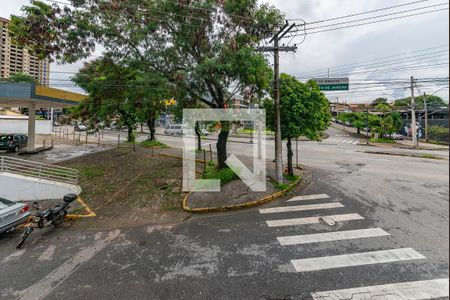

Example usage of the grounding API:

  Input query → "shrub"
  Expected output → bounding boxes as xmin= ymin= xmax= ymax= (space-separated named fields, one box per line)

xmin=428 ymin=126 xmax=449 ymax=143
xmin=201 ymin=162 xmax=238 ymax=185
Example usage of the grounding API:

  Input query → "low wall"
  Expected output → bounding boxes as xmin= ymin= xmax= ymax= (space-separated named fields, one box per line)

xmin=0 ymin=172 xmax=81 ymax=202
xmin=0 ymin=118 xmax=52 ymax=135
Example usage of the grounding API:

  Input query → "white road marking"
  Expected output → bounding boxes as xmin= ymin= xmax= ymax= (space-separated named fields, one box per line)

xmin=259 ymin=203 xmax=344 ymax=214
xmin=38 ymin=245 xmax=56 ymax=261
xmin=266 ymin=213 xmax=365 ymax=227
xmin=311 ymin=278 xmax=449 ymax=300
xmin=353 ymin=141 xmax=359 ymax=145
xmin=17 ymin=230 xmax=121 ymax=300
xmin=291 ymin=248 xmax=426 ymax=272
xmin=346 ymin=140 xmax=355 ymax=144
xmin=287 ymin=194 xmax=330 ymax=202
xmin=277 ymin=228 xmax=390 ymax=246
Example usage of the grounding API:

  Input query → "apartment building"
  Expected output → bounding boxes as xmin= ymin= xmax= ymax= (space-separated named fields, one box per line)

xmin=0 ymin=17 xmax=50 ymax=86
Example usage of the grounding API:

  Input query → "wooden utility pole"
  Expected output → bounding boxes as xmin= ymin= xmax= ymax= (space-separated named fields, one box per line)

xmin=424 ymin=92 xmax=429 ymax=141
xmin=256 ymin=22 xmax=297 ymax=183
xmin=411 ymin=76 xmax=418 ymax=147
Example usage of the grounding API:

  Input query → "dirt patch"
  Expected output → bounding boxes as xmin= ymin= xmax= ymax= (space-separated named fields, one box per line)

xmin=58 ymin=148 xmax=192 ymax=230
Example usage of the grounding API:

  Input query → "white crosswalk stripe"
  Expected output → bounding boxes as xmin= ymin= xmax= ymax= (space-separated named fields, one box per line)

xmin=287 ymin=194 xmax=330 ymax=202
xmin=266 ymin=213 xmax=365 ymax=227
xmin=291 ymin=248 xmax=426 ymax=273
xmin=325 ymin=138 xmax=360 ymax=145
xmin=259 ymin=203 xmax=344 ymax=214
xmin=260 ymin=193 xmax=438 ymax=293
xmin=311 ymin=278 xmax=449 ymax=300
xmin=277 ymin=228 xmax=390 ymax=246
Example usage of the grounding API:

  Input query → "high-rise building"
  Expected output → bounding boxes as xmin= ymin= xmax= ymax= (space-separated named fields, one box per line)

xmin=0 ymin=17 xmax=50 ymax=86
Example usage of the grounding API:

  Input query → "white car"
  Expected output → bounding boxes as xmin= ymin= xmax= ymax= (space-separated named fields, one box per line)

xmin=390 ymin=133 xmax=405 ymax=140
xmin=0 ymin=198 xmax=31 ymax=234
xmin=164 ymin=125 xmax=184 ymax=136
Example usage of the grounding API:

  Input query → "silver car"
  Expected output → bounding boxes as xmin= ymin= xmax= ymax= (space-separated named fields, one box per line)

xmin=0 ymin=198 xmax=31 ymax=234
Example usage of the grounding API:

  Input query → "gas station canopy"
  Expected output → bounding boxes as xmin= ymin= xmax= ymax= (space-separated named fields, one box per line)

xmin=0 ymin=82 xmax=86 ymax=151
xmin=0 ymin=82 xmax=86 ymax=108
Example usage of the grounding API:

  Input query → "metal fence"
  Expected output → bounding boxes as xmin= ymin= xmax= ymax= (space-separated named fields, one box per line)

xmin=0 ymin=156 xmax=78 ymax=185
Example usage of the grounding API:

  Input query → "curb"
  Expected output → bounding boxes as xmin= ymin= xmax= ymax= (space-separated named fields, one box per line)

xmin=66 ymin=197 xmax=97 ymax=219
xmin=182 ymin=176 xmax=302 ymax=213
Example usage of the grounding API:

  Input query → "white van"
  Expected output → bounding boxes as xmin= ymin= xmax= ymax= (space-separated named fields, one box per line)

xmin=164 ymin=125 xmax=184 ymax=136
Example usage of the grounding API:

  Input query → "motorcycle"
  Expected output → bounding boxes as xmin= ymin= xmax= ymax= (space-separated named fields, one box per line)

xmin=16 ymin=194 xmax=77 ymax=249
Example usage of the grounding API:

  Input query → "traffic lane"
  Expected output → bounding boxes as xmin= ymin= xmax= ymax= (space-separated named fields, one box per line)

xmin=0 ymin=227 xmax=122 ymax=299
xmin=43 ymin=174 xmax=447 ymax=299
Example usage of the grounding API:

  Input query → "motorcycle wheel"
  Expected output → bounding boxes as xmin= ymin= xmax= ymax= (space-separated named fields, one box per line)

xmin=16 ymin=227 xmax=34 ymax=249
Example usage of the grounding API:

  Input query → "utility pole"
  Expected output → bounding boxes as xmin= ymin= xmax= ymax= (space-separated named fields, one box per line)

xmin=366 ymin=105 xmax=370 ymax=145
xmin=256 ymin=22 xmax=297 ymax=183
xmin=411 ymin=76 xmax=418 ymax=147
xmin=423 ymin=92 xmax=429 ymax=141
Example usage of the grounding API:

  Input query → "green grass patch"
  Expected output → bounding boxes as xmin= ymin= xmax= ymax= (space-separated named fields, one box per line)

xmin=161 ymin=202 xmax=179 ymax=212
xmin=370 ymin=138 xmax=397 ymax=144
xmin=274 ymin=182 xmax=290 ymax=191
xmin=238 ymin=129 xmax=274 ymax=135
xmin=201 ymin=162 xmax=238 ymax=185
xmin=420 ymin=154 xmax=444 ymax=160
xmin=141 ymin=140 xmax=170 ymax=148
xmin=284 ymin=174 xmax=300 ymax=182
xmin=78 ymin=165 xmax=105 ymax=178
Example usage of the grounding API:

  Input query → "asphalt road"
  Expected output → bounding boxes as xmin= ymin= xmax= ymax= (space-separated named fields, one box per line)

xmin=0 ymin=127 xmax=448 ymax=299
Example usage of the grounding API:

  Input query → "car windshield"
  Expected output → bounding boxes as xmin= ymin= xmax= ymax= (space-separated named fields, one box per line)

xmin=0 ymin=136 xmax=12 ymax=142
xmin=0 ymin=198 xmax=14 ymax=210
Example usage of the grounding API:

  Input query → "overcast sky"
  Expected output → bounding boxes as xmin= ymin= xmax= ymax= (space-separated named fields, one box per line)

xmin=2 ymin=0 xmax=449 ymax=103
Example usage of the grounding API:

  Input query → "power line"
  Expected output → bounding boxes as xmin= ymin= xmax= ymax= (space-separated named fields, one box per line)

xmin=284 ymin=8 xmax=449 ymax=39
xmin=303 ymin=2 xmax=448 ymax=33
xmin=288 ymin=0 xmax=432 ymax=24
xmin=295 ymin=44 xmax=449 ymax=76
xmin=298 ymin=50 xmax=449 ymax=78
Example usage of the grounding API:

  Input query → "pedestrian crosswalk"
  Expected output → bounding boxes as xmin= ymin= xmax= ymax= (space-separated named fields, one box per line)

xmin=311 ymin=278 xmax=449 ymax=300
xmin=326 ymin=138 xmax=360 ymax=145
xmin=260 ymin=193 xmax=449 ymax=299
xmin=277 ymin=228 xmax=390 ymax=246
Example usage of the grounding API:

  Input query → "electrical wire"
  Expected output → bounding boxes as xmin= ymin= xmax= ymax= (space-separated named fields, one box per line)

xmin=284 ymin=8 xmax=449 ymax=39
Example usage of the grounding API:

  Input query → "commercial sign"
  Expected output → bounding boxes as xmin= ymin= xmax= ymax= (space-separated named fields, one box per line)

xmin=313 ymin=78 xmax=349 ymax=91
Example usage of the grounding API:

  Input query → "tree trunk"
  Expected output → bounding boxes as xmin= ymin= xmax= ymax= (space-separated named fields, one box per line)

xmin=287 ymin=137 xmax=294 ymax=177
xmin=147 ymin=118 xmax=156 ymax=141
xmin=217 ymin=121 xmax=230 ymax=169
xmin=127 ymin=126 xmax=134 ymax=142
xmin=357 ymin=128 xmax=361 ymax=134
xmin=195 ymin=121 xmax=202 ymax=151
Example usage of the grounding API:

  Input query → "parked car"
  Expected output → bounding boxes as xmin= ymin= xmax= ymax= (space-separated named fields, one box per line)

xmin=0 ymin=134 xmax=28 ymax=153
xmin=200 ymin=128 xmax=209 ymax=136
xmin=390 ymin=133 xmax=405 ymax=140
xmin=74 ymin=124 xmax=88 ymax=132
xmin=164 ymin=125 xmax=184 ymax=136
xmin=0 ymin=198 xmax=31 ymax=234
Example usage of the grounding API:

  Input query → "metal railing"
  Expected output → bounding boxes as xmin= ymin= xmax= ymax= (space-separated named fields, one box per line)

xmin=0 ymin=156 xmax=78 ymax=185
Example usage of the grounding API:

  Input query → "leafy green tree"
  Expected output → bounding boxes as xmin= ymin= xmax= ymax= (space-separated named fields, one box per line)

xmin=372 ymin=97 xmax=388 ymax=106
xmin=351 ymin=113 xmax=366 ymax=134
xmin=265 ymin=74 xmax=331 ymax=176
xmin=10 ymin=0 xmax=283 ymax=169
xmin=4 ymin=72 xmax=36 ymax=83
xmin=72 ymin=58 xmax=165 ymax=142
xmin=394 ymin=95 xmax=447 ymax=110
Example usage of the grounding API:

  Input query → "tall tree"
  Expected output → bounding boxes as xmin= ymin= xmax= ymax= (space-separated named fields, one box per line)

xmin=265 ymin=74 xmax=331 ymax=176
xmin=10 ymin=0 xmax=283 ymax=169
xmin=72 ymin=58 xmax=170 ymax=142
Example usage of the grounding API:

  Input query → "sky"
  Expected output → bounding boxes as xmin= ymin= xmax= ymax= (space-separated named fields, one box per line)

xmin=1 ymin=0 xmax=449 ymax=104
